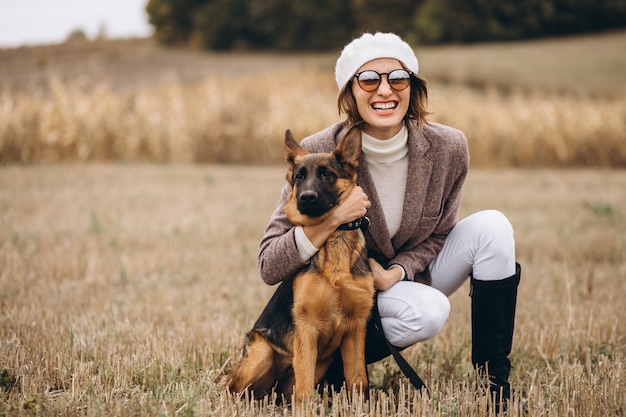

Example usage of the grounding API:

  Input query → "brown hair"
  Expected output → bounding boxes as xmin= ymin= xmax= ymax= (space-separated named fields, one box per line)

xmin=337 ymin=71 xmax=431 ymax=130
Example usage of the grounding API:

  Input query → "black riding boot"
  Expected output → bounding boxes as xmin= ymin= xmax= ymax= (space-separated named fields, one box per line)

xmin=471 ymin=262 xmax=521 ymax=412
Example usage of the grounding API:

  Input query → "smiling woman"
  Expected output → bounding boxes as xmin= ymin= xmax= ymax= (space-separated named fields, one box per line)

xmin=0 ymin=0 xmax=151 ymax=47
xmin=350 ymin=59 xmax=413 ymax=139
xmin=256 ymin=31 xmax=523 ymax=411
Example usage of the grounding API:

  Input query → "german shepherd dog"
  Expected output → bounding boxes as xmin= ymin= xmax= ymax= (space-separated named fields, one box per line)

xmin=225 ymin=127 xmax=375 ymax=404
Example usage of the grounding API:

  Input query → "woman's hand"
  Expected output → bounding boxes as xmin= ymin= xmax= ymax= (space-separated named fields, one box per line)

xmin=330 ymin=185 xmax=370 ymax=225
xmin=302 ymin=186 xmax=370 ymax=249
xmin=368 ymin=258 xmax=403 ymax=291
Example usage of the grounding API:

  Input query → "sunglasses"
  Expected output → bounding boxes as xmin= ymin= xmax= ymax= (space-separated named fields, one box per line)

xmin=354 ymin=69 xmax=413 ymax=92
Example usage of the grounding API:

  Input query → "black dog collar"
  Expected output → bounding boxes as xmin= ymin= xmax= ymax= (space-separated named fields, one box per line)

xmin=337 ymin=216 xmax=370 ymax=231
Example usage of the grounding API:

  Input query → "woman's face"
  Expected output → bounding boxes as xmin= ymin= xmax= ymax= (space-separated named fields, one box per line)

xmin=352 ymin=58 xmax=411 ymax=140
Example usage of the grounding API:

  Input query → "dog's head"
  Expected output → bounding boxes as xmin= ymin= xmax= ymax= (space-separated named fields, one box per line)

xmin=283 ymin=127 xmax=362 ymax=226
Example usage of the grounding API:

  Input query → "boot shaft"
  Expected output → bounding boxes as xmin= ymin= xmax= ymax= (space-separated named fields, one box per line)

xmin=471 ymin=263 xmax=521 ymax=406
xmin=470 ymin=263 xmax=520 ymax=365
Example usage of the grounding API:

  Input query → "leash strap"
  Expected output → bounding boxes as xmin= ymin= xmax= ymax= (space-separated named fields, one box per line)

xmin=373 ymin=297 xmax=430 ymax=396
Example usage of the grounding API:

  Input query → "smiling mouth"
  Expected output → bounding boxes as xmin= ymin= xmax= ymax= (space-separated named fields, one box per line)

xmin=372 ymin=102 xmax=398 ymax=112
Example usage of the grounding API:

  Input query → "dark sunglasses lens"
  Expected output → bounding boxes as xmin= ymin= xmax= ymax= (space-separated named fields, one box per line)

xmin=388 ymin=70 xmax=411 ymax=90
xmin=357 ymin=71 xmax=381 ymax=91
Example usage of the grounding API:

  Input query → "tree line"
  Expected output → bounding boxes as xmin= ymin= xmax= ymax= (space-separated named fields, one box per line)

xmin=146 ymin=0 xmax=626 ymax=50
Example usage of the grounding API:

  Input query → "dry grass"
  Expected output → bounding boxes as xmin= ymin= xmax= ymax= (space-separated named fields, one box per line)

xmin=428 ymin=86 xmax=626 ymax=167
xmin=1 ymin=164 xmax=625 ymax=416
xmin=1 ymin=31 xmax=626 ymax=166
xmin=1 ymin=73 xmax=625 ymax=167
xmin=0 ymin=71 xmax=341 ymax=164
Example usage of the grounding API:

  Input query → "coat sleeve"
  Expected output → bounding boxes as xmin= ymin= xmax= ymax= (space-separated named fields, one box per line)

xmin=257 ymin=122 xmax=347 ymax=285
xmin=257 ymin=184 xmax=308 ymax=285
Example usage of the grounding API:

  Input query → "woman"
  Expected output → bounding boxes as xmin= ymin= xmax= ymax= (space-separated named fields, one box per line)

xmin=257 ymin=32 xmax=521 ymax=409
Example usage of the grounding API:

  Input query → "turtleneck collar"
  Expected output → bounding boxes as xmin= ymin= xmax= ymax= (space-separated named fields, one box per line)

xmin=361 ymin=125 xmax=409 ymax=164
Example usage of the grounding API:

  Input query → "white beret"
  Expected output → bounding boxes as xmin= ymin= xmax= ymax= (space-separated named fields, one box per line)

xmin=335 ymin=32 xmax=419 ymax=90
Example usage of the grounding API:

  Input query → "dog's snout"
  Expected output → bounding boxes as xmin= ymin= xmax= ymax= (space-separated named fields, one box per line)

xmin=297 ymin=189 xmax=329 ymax=216
xmin=299 ymin=190 xmax=318 ymax=203
xmin=295 ymin=176 xmax=337 ymax=216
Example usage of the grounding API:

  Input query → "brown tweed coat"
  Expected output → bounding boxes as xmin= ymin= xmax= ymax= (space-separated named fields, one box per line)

xmin=258 ymin=119 xmax=469 ymax=285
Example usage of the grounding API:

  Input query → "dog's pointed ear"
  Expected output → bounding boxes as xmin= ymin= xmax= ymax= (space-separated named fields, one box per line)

xmin=333 ymin=126 xmax=362 ymax=169
xmin=284 ymin=129 xmax=308 ymax=166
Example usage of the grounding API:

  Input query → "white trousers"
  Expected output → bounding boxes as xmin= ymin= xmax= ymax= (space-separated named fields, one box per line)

xmin=378 ymin=210 xmax=516 ymax=348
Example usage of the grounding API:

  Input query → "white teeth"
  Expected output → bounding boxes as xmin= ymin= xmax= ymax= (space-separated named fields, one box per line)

xmin=372 ymin=102 xmax=397 ymax=110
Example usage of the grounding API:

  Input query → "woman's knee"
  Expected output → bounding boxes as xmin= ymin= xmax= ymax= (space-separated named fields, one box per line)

xmin=465 ymin=210 xmax=515 ymax=254
xmin=467 ymin=210 xmax=516 ymax=279
xmin=395 ymin=298 xmax=449 ymax=347
xmin=470 ymin=209 xmax=513 ymax=237
xmin=378 ymin=283 xmax=450 ymax=348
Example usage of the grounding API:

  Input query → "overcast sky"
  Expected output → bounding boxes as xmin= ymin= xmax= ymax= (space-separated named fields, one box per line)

xmin=0 ymin=0 xmax=152 ymax=47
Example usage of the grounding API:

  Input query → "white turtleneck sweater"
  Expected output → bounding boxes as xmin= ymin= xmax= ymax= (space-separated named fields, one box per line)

xmin=295 ymin=125 xmax=409 ymax=262
xmin=361 ymin=125 xmax=409 ymax=238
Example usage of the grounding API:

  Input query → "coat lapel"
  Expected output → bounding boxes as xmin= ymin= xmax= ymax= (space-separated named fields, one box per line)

xmin=357 ymin=158 xmax=394 ymax=257
xmin=357 ymin=125 xmax=433 ymax=259
xmin=392 ymin=128 xmax=432 ymax=248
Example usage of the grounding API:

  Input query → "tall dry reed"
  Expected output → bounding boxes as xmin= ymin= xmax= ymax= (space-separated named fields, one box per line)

xmin=1 ymin=72 xmax=624 ymax=166
xmin=429 ymin=85 xmax=626 ymax=167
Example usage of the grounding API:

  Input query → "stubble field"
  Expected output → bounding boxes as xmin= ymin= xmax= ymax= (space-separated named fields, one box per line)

xmin=1 ymin=31 xmax=625 ymax=416
xmin=0 ymin=165 xmax=624 ymax=415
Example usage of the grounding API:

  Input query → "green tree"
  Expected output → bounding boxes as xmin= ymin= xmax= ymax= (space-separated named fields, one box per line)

xmin=145 ymin=0 xmax=626 ymax=49
xmin=146 ymin=0 xmax=206 ymax=45
xmin=194 ymin=0 xmax=355 ymax=50
xmin=194 ymin=0 xmax=248 ymax=49
xmin=285 ymin=0 xmax=355 ymax=50
xmin=412 ymin=0 xmax=626 ymax=44
xmin=244 ymin=0 xmax=354 ymax=50
xmin=351 ymin=0 xmax=422 ymax=38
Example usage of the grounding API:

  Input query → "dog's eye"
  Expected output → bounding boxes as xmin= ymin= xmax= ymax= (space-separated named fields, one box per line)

xmin=319 ymin=170 xmax=335 ymax=182
xmin=294 ymin=169 xmax=306 ymax=181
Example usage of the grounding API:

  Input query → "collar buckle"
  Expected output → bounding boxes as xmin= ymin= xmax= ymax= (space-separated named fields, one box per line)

xmin=337 ymin=216 xmax=370 ymax=231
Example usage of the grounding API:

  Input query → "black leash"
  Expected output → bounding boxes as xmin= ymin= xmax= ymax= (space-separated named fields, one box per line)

xmin=372 ymin=297 xmax=430 ymax=396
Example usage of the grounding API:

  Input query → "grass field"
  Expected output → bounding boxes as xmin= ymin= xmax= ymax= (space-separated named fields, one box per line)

xmin=0 ymin=164 xmax=624 ymax=416
xmin=1 ymin=30 xmax=625 ymax=416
